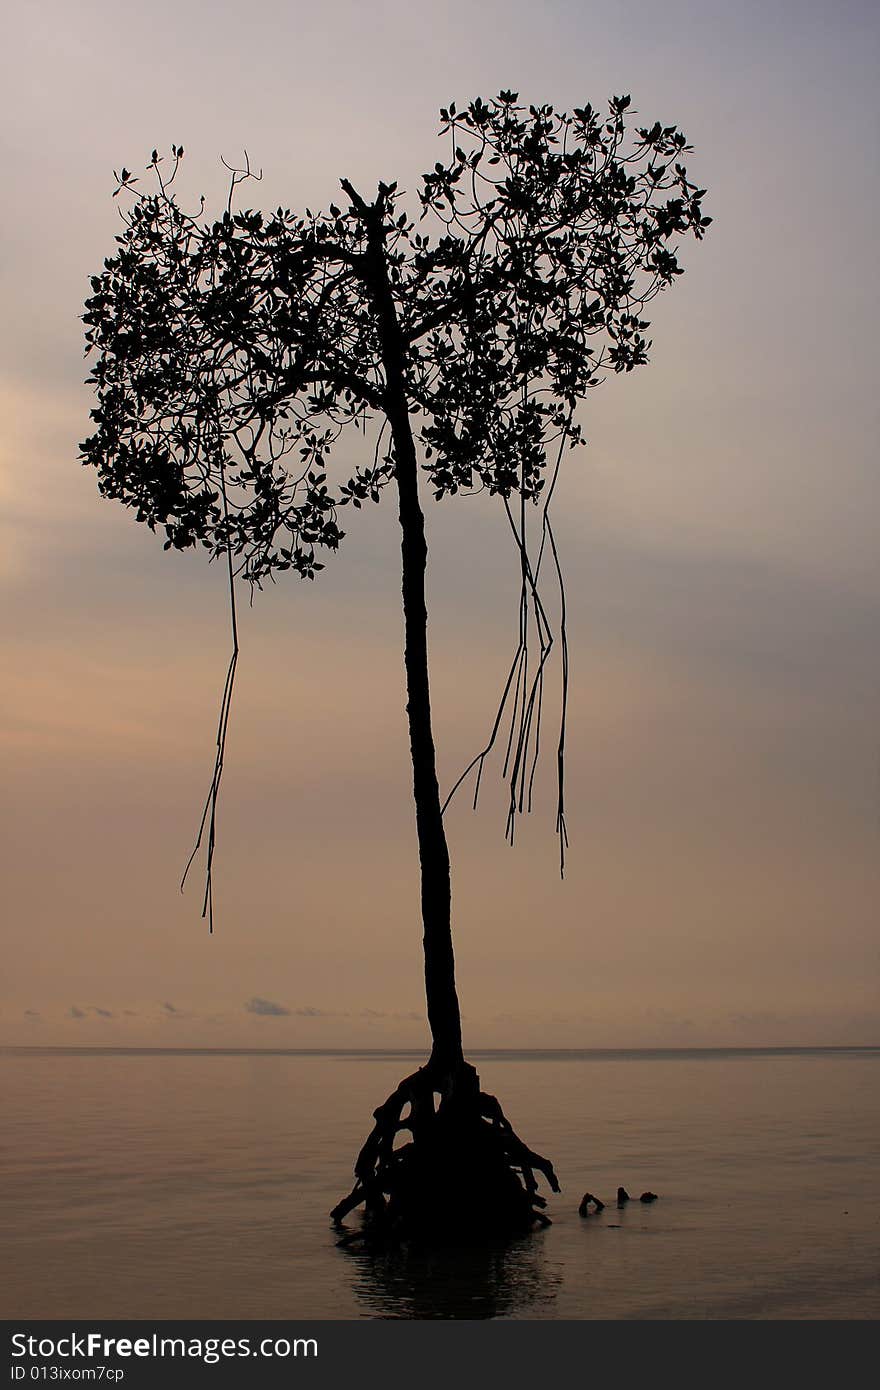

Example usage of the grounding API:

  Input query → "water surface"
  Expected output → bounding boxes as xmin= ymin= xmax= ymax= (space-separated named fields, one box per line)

xmin=2 ymin=1047 xmax=878 ymax=1319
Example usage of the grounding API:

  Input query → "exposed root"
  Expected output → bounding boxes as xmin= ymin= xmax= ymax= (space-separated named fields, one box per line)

xmin=331 ymin=1058 xmax=559 ymax=1242
xmin=578 ymin=1191 xmax=605 ymax=1216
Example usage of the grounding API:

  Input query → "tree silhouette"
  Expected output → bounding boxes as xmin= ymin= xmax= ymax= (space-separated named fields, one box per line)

xmin=81 ymin=94 xmax=709 ymax=1240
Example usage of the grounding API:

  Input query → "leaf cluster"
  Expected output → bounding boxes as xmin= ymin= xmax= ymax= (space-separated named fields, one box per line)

xmin=81 ymin=95 xmax=709 ymax=580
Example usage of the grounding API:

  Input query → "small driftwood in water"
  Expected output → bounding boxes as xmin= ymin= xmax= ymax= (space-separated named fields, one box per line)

xmin=639 ymin=1191 xmax=658 ymax=1203
xmin=331 ymin=1059 xmax=559 ymax=1241
xmin=578 ymin=1192 xmax=605 ymax=1217
xmin=617 ymin=1186 xmax=630 ymax=1206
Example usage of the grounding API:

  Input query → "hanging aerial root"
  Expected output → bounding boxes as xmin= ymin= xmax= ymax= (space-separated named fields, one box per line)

xmin=331 ymin=1059 xmax=559 ymax=1243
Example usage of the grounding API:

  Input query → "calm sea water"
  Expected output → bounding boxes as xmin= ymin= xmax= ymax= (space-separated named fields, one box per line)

xmin=2 ymin=1047 xmax=878 ymax=1320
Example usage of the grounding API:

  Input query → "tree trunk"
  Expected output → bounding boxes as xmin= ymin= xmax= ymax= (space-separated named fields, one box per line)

xmin=331 ymin=193 xmax=558 ymax=1240
xmin=363 ymin=206 xmax=463 ymax=1072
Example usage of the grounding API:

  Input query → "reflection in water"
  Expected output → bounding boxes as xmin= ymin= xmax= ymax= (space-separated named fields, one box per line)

xmin=341 ymin=1231 xmax=562 ymax=1319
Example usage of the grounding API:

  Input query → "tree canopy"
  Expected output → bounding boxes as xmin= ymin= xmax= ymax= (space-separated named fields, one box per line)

xmin=82 ymin=93 xmax=709 ymax=586
xmin=81 ymin=92 xmax=709 ymax=895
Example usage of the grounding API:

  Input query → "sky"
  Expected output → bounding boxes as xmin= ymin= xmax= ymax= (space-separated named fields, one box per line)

xmin=2 ymin=0 xmax=878 ymax=1048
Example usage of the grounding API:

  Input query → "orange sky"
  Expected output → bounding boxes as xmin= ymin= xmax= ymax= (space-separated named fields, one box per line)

xmin=2 ymin=0 xmax=878 ymax=1047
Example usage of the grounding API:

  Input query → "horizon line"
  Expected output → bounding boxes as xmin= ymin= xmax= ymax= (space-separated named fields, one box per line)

xmin=2 ymin=1043 xmax=878 ymax=1057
